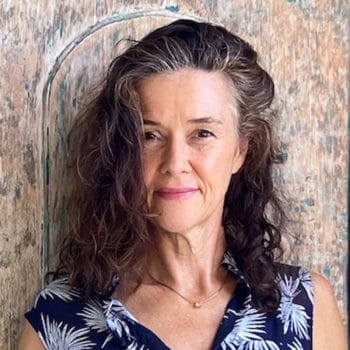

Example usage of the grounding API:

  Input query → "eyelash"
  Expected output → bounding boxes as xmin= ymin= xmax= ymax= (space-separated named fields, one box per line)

xmin=143 ymin=129 xmax=216 ymax=143
xmin=195 ymin=129 xmax=215 ymax=138
xmin=143 ymin=131 xmax=160 ymax=141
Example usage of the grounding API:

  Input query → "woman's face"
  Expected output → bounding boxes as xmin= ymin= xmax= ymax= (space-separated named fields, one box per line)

xmin=138 ymin=68 xmax=246 ymax=234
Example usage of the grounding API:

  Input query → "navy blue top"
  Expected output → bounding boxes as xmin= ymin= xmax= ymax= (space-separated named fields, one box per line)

xmin=25 ymin=252 xmax=313 ymax=349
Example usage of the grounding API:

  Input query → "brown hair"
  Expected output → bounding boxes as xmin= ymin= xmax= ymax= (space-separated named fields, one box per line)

xmin=55 ymin=19 xmax=285 ymax=311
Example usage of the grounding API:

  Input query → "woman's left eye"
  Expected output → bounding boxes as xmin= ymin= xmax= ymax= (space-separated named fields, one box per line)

xmin=144 ymin=131 xmax=159 ymax=140
xmin=195 ymin=129 xmax=215 ymax=138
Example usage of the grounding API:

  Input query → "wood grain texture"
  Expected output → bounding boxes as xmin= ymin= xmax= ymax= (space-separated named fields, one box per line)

xmin=0 ymin=0 xmax=348 ymax=347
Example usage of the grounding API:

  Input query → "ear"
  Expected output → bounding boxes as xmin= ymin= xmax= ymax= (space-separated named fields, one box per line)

xmin=231 ymin=137 xmax=248 ymax=174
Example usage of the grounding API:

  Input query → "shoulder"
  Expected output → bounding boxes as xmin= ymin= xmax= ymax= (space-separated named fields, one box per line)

xmin=311 ymin=270 xmax=337 ymax=298
xmin=274 ymin=261 xmax=310 ymax=278
xmin=22 ymin=277 xmax=84 ymax=349
xmin=24 ymin=277 xmax=112 ymax=349
xmin=274 ymin=262 xmax=314 ymax=304
xmin=19 ymin=321 xmax=45 ymax=350
xmin=25 ymin=278 xmax=83 ymax=339
xmin=26 ymin=277 xmax=85 ymax=320
xmin=311 ymin=271 xmax=347 ymax=349
xmin=274 ymin=265 xmax=346 ymax=349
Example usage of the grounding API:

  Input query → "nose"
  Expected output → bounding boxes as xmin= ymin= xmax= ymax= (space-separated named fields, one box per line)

xmin=160 ymin=135 xmax=191 ymax=175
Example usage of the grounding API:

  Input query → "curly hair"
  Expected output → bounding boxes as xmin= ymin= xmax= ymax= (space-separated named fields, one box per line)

xmin=55 ymin=19 xmax=285 ymax=311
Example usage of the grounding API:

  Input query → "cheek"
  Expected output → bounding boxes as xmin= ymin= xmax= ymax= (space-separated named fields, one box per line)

xmin=195 ymin=145 xmax=232 ymax=169
xmin=143 ymin=153 xmax=159 ymax=187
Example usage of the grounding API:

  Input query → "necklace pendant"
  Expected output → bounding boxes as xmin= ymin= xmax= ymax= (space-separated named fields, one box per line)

xmin=194 ymin=301 xmax=202 ymax=308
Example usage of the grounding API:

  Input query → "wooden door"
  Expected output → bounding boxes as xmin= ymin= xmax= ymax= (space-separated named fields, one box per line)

xmin=0 ymin=1 xmax=348 ymax=348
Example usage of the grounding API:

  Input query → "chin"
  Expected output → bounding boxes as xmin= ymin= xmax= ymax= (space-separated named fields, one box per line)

xmin=152 ymin=215 xmax=198 ymax=235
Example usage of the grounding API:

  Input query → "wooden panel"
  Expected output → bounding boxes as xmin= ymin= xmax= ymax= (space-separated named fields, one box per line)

xmin=44 ymin=14 xmax=199 ymax=271
xmin=221 ymin=0 xmax=349 ymax=317
xmin=0 ymin=3 xmax=44 ymax=348
xmin=0 ymin=1 xmax=348 ymax=348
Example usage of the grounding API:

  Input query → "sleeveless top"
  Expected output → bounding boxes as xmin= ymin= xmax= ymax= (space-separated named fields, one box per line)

xmin=25 ymin=252 xmax=314 ymax=349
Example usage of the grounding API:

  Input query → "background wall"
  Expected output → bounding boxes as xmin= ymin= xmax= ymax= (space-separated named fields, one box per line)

xmin=0 ymin=0 xmax=348 ymax=348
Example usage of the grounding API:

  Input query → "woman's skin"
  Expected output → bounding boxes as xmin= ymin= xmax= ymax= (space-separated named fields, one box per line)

xmin=19 ymin=69 xmax=346 ymax=350
xmin=116 ymin=69 xmax=246 ymax=349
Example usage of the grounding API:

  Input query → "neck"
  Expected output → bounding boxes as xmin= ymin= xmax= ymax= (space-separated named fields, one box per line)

xmin=145 ymin=222 xmax=227 ymax=296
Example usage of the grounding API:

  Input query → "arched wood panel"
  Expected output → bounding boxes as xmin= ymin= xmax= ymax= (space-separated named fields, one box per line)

xmin=0 ymin=1 xmax=347 ymax=348
xmin=43 ymin=12 xmax=201 ymax=273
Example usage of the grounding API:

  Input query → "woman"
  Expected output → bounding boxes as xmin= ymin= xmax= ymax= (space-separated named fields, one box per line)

xmin=19 ymin=19 xmax=346 ymax=349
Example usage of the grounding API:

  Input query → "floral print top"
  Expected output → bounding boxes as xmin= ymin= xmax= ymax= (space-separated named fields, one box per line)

xmin=25 ymin=252 xmax=313 ymax=349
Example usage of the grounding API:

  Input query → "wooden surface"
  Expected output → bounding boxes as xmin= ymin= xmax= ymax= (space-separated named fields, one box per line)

xmin=0 ymin=1 xmax=348 ymax=348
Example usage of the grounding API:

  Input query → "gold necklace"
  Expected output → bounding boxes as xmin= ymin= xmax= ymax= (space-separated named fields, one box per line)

xmin=147 ymin=270 xmax=229 ymax=308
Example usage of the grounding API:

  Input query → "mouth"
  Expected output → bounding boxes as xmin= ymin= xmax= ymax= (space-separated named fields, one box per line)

xmin=154 ymin=187 xmax=199 ymax=200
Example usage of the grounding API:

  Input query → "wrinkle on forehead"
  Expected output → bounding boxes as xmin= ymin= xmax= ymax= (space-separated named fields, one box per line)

xmin=136 ymin=68 xmax=240 ymax=130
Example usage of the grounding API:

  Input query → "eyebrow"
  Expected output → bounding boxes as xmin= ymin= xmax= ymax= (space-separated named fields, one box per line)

xmin=142 ymin=117 xmax=223 ymax=126
xmin=143 ymin=119 xmax=160 ymax=126
xmin=187 ymin=117 xmax=223 ymax=125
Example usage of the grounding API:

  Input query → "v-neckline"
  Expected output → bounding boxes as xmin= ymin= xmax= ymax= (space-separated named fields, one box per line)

xmin=105 ymin=265 xmax=246 ymax=349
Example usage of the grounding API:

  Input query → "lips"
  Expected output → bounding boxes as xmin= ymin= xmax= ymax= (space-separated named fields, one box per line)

xmin=154 ymin=187 xmax=199 ymax=200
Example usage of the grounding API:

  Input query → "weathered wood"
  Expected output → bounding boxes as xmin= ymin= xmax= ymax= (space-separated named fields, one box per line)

xmin=0 ymin=1 xmax=348 ymax=348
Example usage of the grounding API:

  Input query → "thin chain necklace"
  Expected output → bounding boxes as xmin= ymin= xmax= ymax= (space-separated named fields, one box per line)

xmin=147 ymin=270 xmax=229 ymax=308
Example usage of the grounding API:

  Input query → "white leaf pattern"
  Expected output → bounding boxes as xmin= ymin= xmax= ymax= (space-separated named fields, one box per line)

xmin=105 ymin=299 xmax=136 ymax=341
xmin=222 ymin=296 xmax=267 ymax=348
xmin=39 ymin=314 xmax=95 ymax=350
xmin=298 ymin=267 xmax=314 ymax=303
xmin=277 ymin=274 xmax=311 ymax=340
xmin=126 ymin=340 xmax=148 ymax=349
xmin=237 ymin=339 xmax=280 ymax=350
xmin=76 ymin=298 xmax=113 ymax=348
xmin=35 ymin=278 xmax=80 ymax=308
xmin=287 ymin=338 xmax=303 ymax=350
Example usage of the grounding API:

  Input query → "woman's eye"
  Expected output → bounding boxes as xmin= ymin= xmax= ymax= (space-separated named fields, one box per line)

xmin=144 ymin=131 xmax=160 ymax=141
xmin=196 ymin=129 xmax=215 ymax=138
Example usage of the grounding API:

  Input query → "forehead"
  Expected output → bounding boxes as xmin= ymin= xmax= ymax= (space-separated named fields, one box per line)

xmin=136 ymin=68 xmax=238 ymax=118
